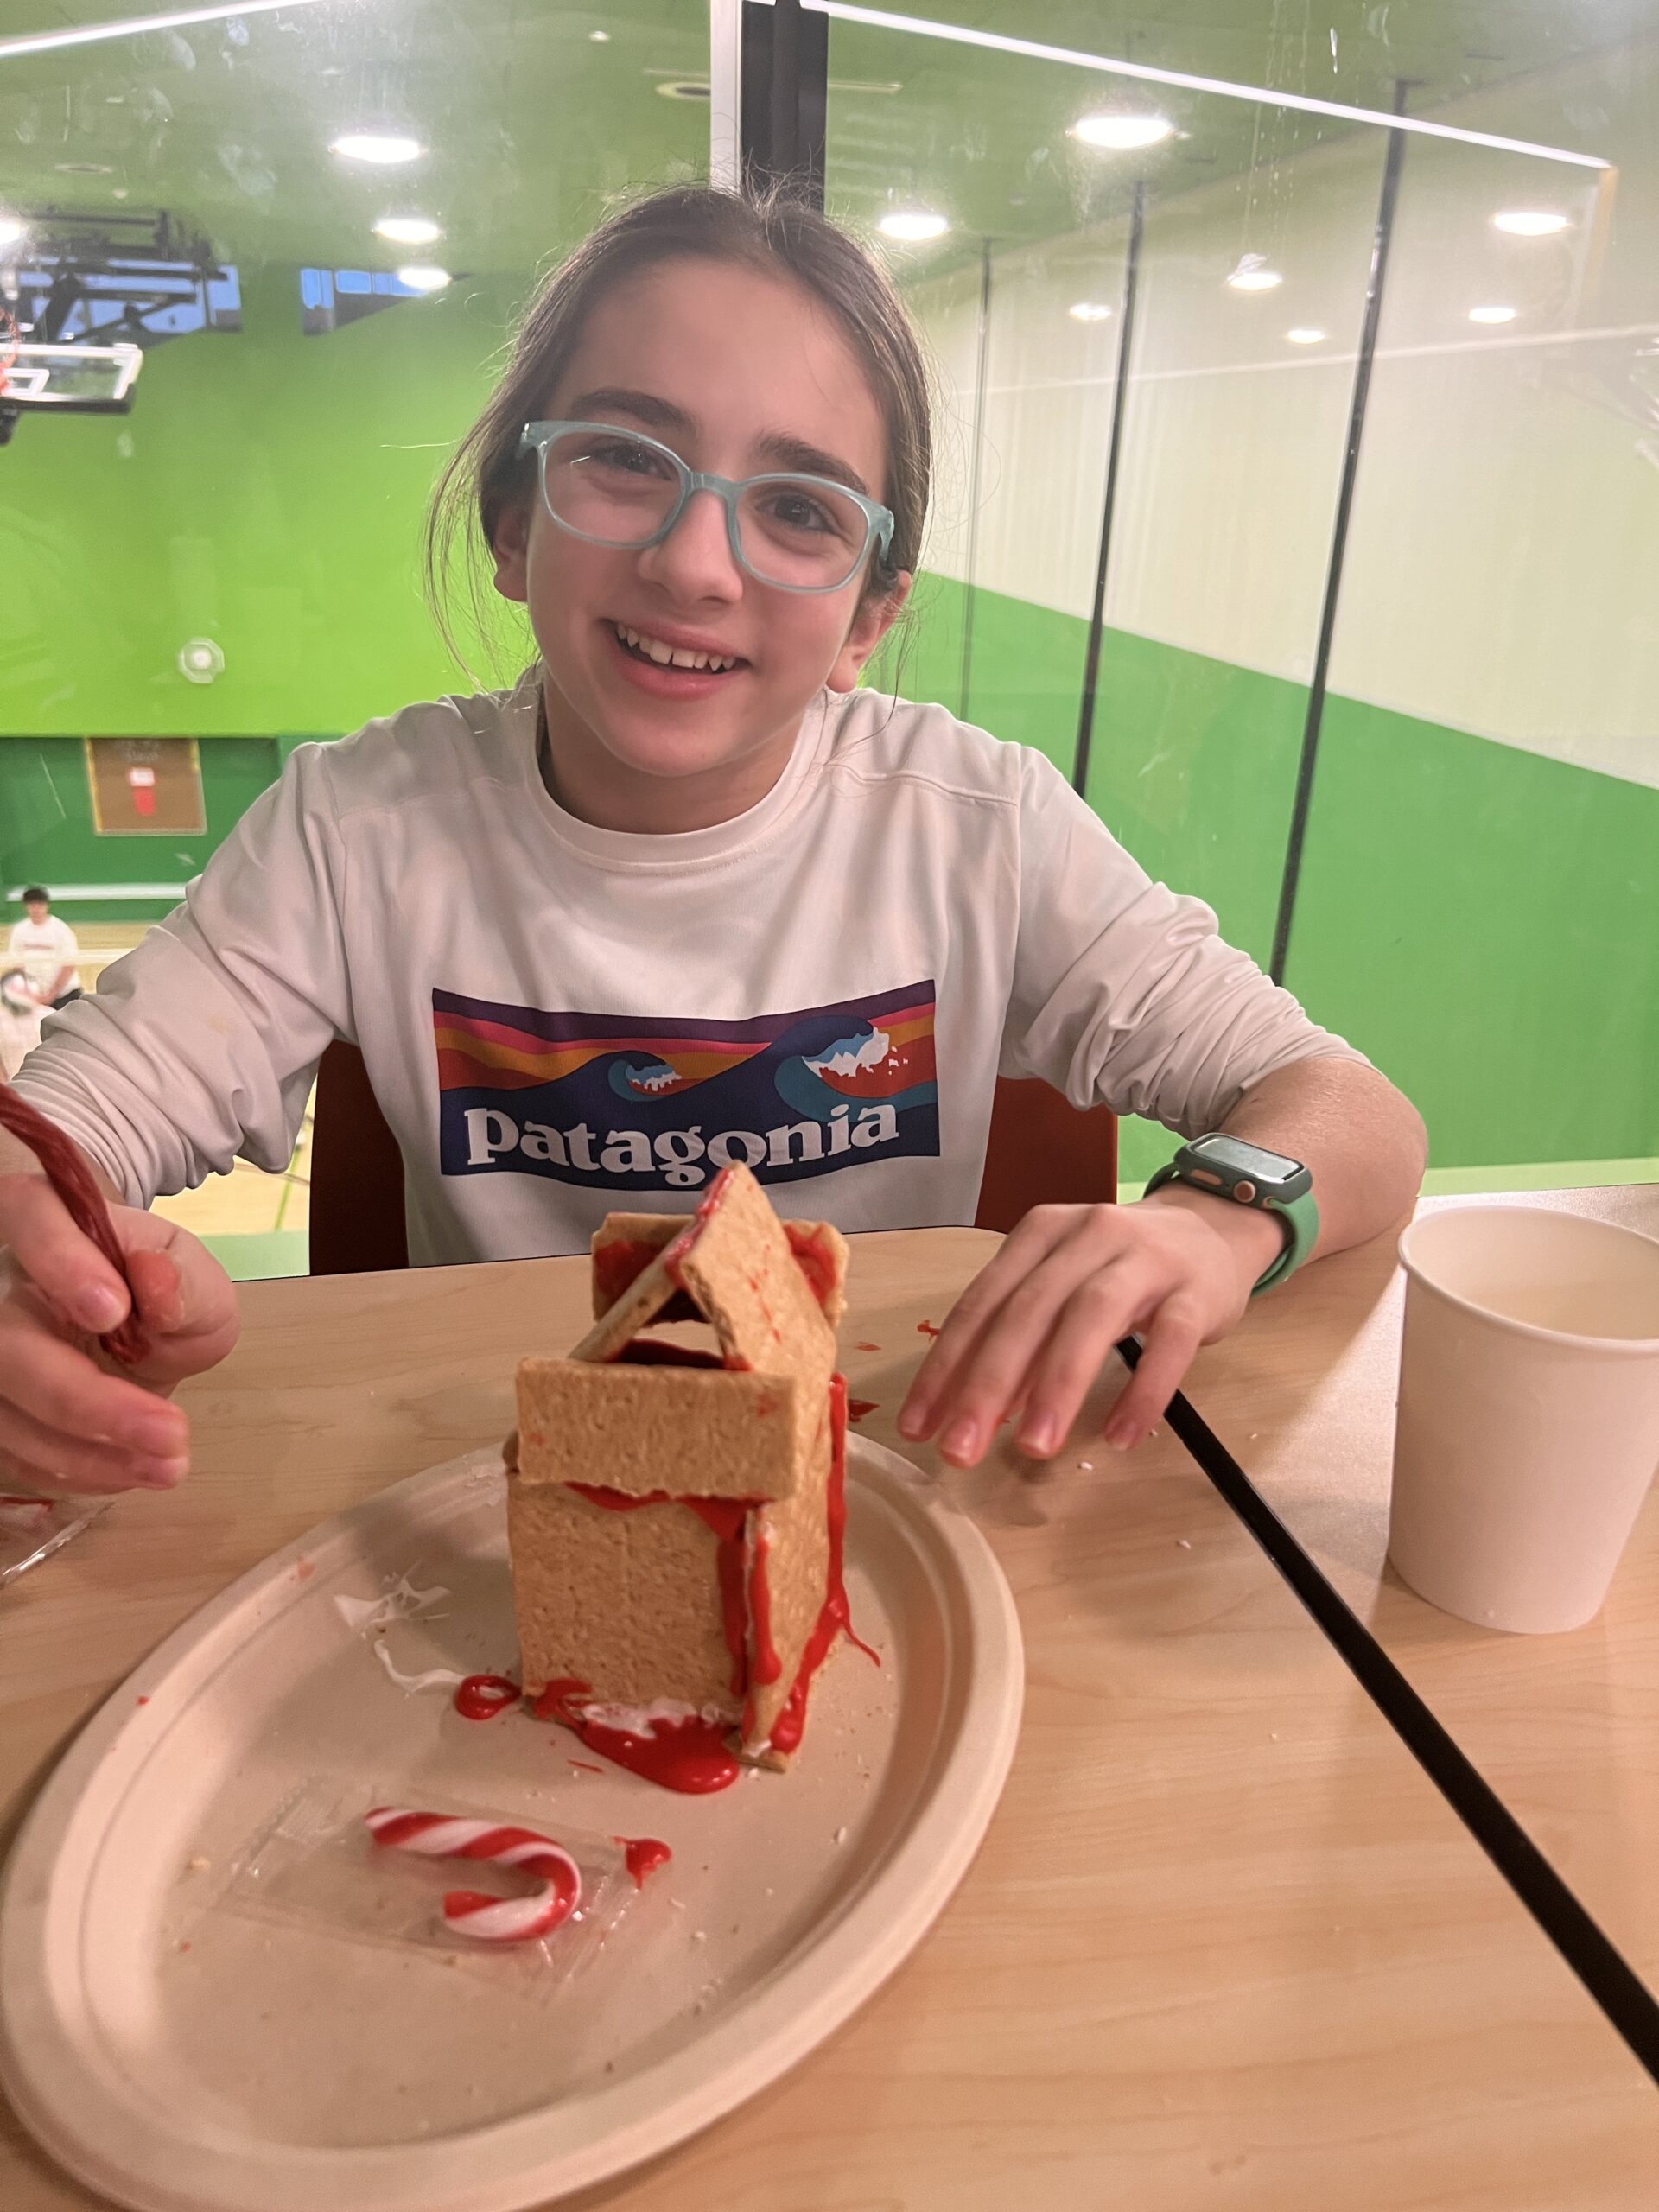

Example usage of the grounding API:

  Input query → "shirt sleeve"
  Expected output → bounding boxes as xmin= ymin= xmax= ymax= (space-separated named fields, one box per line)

xmin=1001 ymin=747 xmax=1365 ymax=1135
xmin=10 ymin=747 xmax=353 ymax=1205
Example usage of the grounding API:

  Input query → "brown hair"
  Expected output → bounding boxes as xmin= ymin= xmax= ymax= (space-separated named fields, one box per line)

xmin=425 ymin=182 xmax=931 ymax=667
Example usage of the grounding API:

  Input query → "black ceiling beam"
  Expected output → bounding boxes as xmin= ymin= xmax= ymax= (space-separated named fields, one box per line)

xmin=740 ymin=0 xmax=828 ymax=208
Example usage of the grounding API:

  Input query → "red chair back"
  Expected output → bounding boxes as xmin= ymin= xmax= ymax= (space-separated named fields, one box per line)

xmin=308 ymin=1045 xmax=1115 ymax=1274
xmin=309 ymin=1040 xmax=409 ymax=1274
xmin=972 ymin=1077 xmax=1118 ymax=1234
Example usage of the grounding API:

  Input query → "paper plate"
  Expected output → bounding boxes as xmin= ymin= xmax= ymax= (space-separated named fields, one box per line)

xmin=0 ymin=1437 xmax=1022 ymax=2212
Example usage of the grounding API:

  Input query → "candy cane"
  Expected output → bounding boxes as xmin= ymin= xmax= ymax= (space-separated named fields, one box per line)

xmin=365 ymin=1807 xmax=582 ymax=1944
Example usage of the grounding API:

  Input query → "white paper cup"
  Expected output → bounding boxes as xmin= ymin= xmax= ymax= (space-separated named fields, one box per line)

xmin=1389 ymin=1205 xmax=1659 ymax=1633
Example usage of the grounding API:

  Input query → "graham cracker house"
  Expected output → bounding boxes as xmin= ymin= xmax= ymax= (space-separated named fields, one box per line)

xmin=510 ymin=1163 xmax=850 ymax=1764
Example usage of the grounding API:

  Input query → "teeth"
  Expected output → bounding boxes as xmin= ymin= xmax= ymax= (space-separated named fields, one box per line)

xmin=614 ymin=622 xmax=736 ymax=673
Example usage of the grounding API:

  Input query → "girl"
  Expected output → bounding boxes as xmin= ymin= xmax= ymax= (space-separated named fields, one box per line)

xmin=0 ymin=186 xmax=1423 ymax=1499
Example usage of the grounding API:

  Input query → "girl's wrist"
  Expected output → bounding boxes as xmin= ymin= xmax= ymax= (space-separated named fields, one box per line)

xmin=1136 ymin=1182 xmax=1287 ymax=1293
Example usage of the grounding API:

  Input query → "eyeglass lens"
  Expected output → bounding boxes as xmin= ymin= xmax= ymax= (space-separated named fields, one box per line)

xmin=538 ymin=428 xmax=870 ymax=589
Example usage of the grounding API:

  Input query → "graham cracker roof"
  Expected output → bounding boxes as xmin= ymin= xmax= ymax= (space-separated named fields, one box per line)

xmin=569 ymin=1165 xmax=838 ymax=1379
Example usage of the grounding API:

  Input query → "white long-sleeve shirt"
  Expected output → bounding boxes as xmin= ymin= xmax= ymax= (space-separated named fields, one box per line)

xmin=14 ymin=675 xmax=1362 ymax=1264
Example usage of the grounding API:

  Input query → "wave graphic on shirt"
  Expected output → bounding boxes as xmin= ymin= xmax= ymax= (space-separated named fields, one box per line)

xmin=433 ymin=982 xmax=940 ymax=1192
xmin=774 ymin=1001 xmax=938 ymax=1124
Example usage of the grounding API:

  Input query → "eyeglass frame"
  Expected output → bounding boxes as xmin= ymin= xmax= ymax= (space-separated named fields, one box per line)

xmin=518 ymin=419 xmax=896 ymax=594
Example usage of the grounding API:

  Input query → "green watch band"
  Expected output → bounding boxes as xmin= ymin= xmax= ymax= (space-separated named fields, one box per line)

xmin=1143 ymin=1133 xmax=1319 ymax=1294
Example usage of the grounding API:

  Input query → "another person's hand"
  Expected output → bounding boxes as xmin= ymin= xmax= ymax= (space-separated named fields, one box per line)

xmin=898 ymin=1192 xmax=1284 ymax=1469
xmin=0 ymin=1126 xmax=240 ymax=1494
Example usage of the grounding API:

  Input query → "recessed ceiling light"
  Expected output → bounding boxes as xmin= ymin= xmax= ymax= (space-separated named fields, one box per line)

xmin=1226 ymin=254 xmax=1282 ymax=291
xmin=0 ymin=216 xmax=24 ymax=248
xmin=375 ymin=215 xmax=442 ymax=245
xmin=1068 ymin=301 xmax=1113 ymax=322
xmin=1071 ymin=111 xmax=1173 ymax=150
xmin=654 ymin=79 xmax=711 ymax=101
xmin=1468 ymin=303 xmax=1517 ymax=324
xmin=1286 ymin=327 xmax=1325 ymax=344
xmin=397 ymin=264 xmax=451 ymax=292
xmin=588 ymin=27 xmax=610 ymax=40
xmin=331 ymin=132 xmax=423 ymax=166
xmin=880 ymin=210 xmax=949 ymax=242
xmin=1492 ymin=208 xmax=1570 ymax=237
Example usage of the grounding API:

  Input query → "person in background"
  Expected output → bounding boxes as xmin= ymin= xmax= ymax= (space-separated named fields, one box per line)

xmin=8 ymin=889 xmax=81 ymax=1012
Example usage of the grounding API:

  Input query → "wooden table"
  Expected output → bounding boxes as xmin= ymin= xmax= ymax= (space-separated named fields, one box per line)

xmin=3 ymin=1227 xmax=1657 ymax=2209
xmin=1186 ymin=1187 xmax=1659 ymax=1999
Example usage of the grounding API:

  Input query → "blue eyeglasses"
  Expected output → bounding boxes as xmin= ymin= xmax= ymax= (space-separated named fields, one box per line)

xmin=518 ymin=420 xmax=896 ymax=594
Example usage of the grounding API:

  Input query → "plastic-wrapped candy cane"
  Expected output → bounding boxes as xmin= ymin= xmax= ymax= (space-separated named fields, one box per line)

xmin=365 ymin=1807 xmax=582 ymax=1944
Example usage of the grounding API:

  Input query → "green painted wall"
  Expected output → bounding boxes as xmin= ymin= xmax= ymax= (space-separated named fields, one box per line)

xmin=0 ymin=260 xmax=529 ymax=914
xmin=882 ymin=573 xmax=1658 ymax=1183
xmin=0 ymin=262 xmax=518 ymax=741
xmin=0 ymin=739 xmax=280 ymax=922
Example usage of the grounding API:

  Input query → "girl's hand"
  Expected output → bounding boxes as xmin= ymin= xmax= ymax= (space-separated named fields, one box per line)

xmin=898 ymin=1192 xmax=1284 ymax=1468
xmin=0 ymin=1127 xmax=240 ymax=1496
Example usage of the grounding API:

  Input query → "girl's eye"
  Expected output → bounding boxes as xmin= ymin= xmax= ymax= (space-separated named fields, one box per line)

xmin=582 ymin=437 xmax=672 ymax=479
xmin=761 ymin=486 xmax=837 ymax=535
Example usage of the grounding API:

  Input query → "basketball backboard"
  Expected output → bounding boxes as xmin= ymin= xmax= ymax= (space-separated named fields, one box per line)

xmin=0 ymin=339 xmax=143 ymax=411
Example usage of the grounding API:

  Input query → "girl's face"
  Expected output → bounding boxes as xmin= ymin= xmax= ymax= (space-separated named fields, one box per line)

xmin=492 ymin=257 xmax=910 ymax=832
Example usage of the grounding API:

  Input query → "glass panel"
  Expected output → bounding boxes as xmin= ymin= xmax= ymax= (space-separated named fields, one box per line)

xmin=831 ymin=2 xmax=1656 ymax=1190
xmin=1291 ymin=45 xmax=1658 ymax=1185
xmin=0 ymin=1 xmax=709 ymax=764
xmin=831 ymin=22 xmax=1133 ymax=775
xmin=828 ymin=12 xmax=1382 ymax=1184
xmin=0 ymin=0 xmax=709 ymax=1250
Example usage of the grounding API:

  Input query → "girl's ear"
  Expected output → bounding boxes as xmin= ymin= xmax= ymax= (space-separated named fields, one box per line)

xmin=492 ymin=503 xmax=531 ymax=605
xmin=825 ymin=570 xmax=912 ymax=695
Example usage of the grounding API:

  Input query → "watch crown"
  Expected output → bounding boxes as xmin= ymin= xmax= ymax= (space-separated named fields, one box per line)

xmin=1234 ymin=1179 xmax=1257 ymax=1203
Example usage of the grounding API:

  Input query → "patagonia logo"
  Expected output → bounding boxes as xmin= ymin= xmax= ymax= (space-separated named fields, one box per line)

xmin=433 ymin=981 xmax=939 ymax=1192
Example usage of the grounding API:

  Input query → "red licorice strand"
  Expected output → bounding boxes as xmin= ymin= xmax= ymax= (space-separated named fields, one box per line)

xmin=0 ymin=1085 xmax=149 ymax=1365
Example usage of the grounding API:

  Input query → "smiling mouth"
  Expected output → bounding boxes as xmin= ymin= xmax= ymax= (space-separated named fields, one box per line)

xmin=611 ymin=620 xmax=745 ymax=674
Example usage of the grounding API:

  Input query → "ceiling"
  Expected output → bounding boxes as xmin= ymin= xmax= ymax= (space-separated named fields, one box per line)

xmin=1 ymin=1 xmax=1655 ymax=289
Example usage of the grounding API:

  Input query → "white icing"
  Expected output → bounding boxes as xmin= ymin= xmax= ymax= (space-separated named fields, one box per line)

xmin=373 ymin=1640 xmax=468 ymax=1695
xmin=334 ymin=1574 xmax=449 ymax=1634
xmin=575 ymin=1694 xmax=738 ymax=1733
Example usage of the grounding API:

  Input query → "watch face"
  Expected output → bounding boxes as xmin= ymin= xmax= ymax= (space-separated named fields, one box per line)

xmin=1189 ymin=1134 xmax=1306 ymax=1192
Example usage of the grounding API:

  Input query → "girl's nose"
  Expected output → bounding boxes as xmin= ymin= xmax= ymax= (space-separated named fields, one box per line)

xmin=636 ymin=486 xmax=743 ymax=602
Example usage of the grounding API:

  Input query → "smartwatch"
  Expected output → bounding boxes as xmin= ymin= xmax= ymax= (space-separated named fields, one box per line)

xmin=1143 ymin=1134 xmax=1319 ymax=1294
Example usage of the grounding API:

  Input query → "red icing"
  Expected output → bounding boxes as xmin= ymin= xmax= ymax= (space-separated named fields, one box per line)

xmin=454 ymin=1673 xmax=520 ymax=1720
xmin=767 ymin=1376 xmax=879 ymax=1757
xmin=747 ymin=1515 xmax=780 ymax=1687
xmin=619 ymin=1835 xmax=673 ymax=1887
xmin=570 ymin=1759 xmax=603 ymax=1775
xmin=917 ymin=1320 xmax=941 ymax=1338
xmin=783 ymin=1221 xmax=839 ymax=1311
xmin=855 ymin=1341 xmax=880 ymax=1353
xmin=847 ymin=1398 xmax=878 ymax=1424
xmin=531 ymin=1678 xmax=740 ymax=1795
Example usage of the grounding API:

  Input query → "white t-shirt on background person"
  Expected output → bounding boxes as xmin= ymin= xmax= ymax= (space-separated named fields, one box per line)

xmin=14 ymin=676 xmax=1363 ymax=1266
xmin=7 ymin=914 xmax=80 ymax=1002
